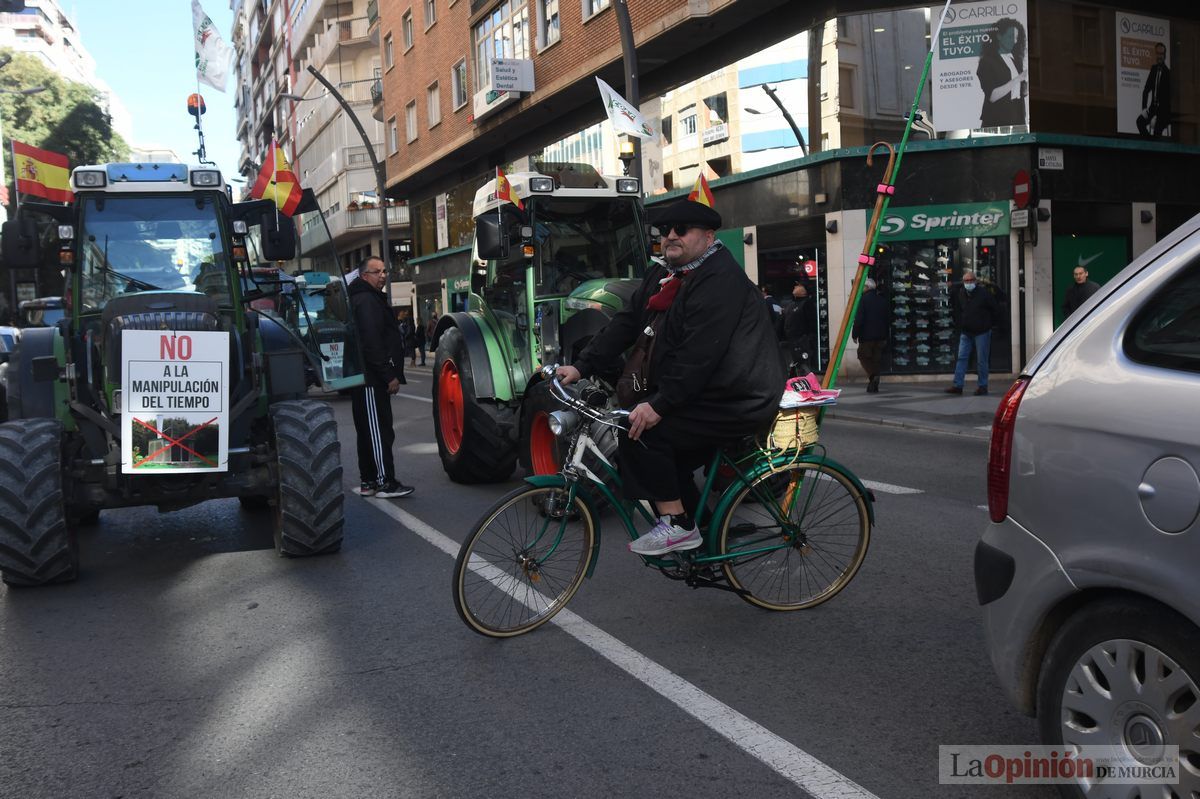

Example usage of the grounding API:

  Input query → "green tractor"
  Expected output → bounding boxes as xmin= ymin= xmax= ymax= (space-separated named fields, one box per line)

xmin=431 ymin=162 xmax=649 ymax=483
xmin=0 ymin=162 xmax=365 ymax=586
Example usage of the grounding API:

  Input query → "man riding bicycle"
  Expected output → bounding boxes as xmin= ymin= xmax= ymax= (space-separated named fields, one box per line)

xmin=556 ymin=197 xmax=785 ymax=556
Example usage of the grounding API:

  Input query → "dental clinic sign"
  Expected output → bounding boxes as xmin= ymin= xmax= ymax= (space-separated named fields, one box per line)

xmin=877 ymin=202 xmax=1010 ymax=242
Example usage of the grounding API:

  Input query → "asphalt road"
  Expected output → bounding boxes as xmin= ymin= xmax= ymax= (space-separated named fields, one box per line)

xmin=0 ymin=374 xmax=1055 ymax=799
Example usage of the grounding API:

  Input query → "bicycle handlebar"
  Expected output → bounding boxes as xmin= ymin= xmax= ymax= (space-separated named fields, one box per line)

xmin=540 ymin=364 xmax=630 ymax=426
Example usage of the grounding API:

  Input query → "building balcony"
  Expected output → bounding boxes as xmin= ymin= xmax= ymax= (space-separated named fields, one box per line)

xmin=309 ymin=16 xmax=371 ymax=70
xmin=366 ymin=0 xmax=378 ymax=28
xmin=300 ymin=203 xmax=409 ymax=255
xmin=293 ymin=80 xmax=374 ymax=155
xmin=288 ymin=0 xmax=327 ymax=54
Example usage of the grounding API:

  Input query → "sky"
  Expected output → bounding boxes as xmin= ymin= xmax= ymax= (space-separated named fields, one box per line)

xmin=71 ymin=1 xmax=240 ymax=181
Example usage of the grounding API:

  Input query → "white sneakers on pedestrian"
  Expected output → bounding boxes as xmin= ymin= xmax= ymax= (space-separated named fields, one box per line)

xmin=629 ymin=519 xmax=702 ymax=556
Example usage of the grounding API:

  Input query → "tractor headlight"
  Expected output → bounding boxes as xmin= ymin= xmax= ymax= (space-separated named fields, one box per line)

xmin=529 ymin=177 xmax=554 ymax=192
xmin=547 ymin=410 xmax=579 ymax=438
xmin=74 ymin=170 xmax=107 ymax=188
xmin=616 ymin=178 xmax=639 ymax=193
xmin=190 ymin=169 xmax=222 ymax=187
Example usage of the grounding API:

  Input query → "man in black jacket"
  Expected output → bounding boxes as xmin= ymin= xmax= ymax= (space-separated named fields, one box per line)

xmin=852 ymin=278 xmax=888 ymax=392
xmin=1061 ymin=265 xmax=1100 ymax=318
xmin=557 ymin=199 xmax=784 ymax=556
xmin=348 ymin=256 xmax=414 ymax=498
xmin=946 ymin=270 xmax=1000 ymax=396
xmin=781 ymin=280 xmax=818 ymax=376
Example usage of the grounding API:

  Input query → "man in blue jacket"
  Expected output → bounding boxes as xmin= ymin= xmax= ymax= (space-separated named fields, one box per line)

xmin=348 ymin=256 xmax=414 ymax=498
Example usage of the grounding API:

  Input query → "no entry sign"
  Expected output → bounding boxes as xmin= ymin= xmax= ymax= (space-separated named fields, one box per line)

xmin=1012 ymin=169 xmax=1032 ymax=210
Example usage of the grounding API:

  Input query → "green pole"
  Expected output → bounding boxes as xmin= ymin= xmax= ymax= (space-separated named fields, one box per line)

xmin=821 ymin=0 xmax=954 ymax=394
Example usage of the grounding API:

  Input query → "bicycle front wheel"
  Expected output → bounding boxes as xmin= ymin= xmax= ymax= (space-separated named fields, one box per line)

xmin=719 ymin=461 xmax=870 ymax=611
xmin=453 ymin=484 xmax=596 ymax=637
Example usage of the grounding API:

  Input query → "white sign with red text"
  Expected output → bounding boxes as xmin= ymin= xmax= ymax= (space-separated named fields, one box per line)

xmin=121 ymin=330 xmax=230 ymax=474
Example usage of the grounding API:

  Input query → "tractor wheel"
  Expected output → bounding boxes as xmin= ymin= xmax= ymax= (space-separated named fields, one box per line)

xmin=269 ymin=400 xmax=344 ymax=556
xmin=0 ymin=420 xmax=78 ymax=586
xmin=432 ymin=326 xmax=518 ymax=483
xmin=520 ymin=380 xmax=565 ymax=476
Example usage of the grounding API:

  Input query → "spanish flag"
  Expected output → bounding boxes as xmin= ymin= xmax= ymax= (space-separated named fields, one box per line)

xmin=250 ymin=140 xmax=303 ymax=216
xmin=687 ymin=172 xmax=715 ymax=208
xmin=12 ymin=140 xmax=73 ymax=203
xmin=495 ymin=166 xmax=523 ymax=211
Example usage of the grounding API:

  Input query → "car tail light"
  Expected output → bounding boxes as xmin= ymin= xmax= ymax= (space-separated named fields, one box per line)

xmin=987 ymin=377 xmax=1030 ymax=523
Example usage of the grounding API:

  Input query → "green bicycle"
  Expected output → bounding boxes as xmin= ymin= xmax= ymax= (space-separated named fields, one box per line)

xmin=451 ymin=367 xmax=874 ymax=638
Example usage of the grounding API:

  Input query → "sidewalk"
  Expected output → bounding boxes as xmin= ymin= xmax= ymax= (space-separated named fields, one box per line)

xmin=823 ymin=378 xmax=1003 ymax=441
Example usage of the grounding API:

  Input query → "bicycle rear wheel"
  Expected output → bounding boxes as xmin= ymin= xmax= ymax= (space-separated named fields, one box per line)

xmin=453 ymin=484 xmax=595 ymax=637
xmin=718 ymin=461 xmax=870 ymax=611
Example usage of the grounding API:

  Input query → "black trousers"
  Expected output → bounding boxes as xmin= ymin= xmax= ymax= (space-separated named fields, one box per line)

xmin=351 ymin=383 xmax=395 ymax=485
xmin=618 ymin=415 xmax=739 ymax=512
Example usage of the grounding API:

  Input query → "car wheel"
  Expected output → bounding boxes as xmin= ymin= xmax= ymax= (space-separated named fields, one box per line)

xmin=1037 ymin=599 xmax=1200 ymax=797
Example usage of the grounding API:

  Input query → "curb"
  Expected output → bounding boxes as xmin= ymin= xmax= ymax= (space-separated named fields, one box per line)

xmin=825 ymin=409 xmax=993 ymax=441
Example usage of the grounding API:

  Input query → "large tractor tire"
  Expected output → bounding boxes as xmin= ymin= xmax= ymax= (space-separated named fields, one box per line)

xmin=0 ymin=420 xmax=78 ymax=586
xmin=520 ymin=380 xmax=565 ymax=476
xmin=270 ymin=400 xmax=344 ymax=556
xmin=432 ymin=326 xmax=518 ymax=483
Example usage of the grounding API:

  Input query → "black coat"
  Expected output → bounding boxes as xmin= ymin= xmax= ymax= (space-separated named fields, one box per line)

xmin=349 ymin=278 xmax=407 ymax=387
xmin=852 ymin=289 xmax=889 ymax=342
xmin=1062 ymin=280 xmax=1100 ymax=317
xmin=951 ymin=283 xmax=1001 ymax=336
xmin=781 ymin=296 xmax=817 ymax=349
xmin=574 ymin=246 xmax=785 ymax=438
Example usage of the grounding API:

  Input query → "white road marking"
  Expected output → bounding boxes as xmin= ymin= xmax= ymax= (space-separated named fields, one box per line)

xmin=368 ymin=499 xmax=881 ymax=799
xmin=395 ymin=392 xmax=432 ymax=404
xmin=861 ymin=479 xmax=923 ymax=495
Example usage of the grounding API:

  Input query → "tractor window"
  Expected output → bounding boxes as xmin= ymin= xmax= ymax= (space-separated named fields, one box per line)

xmin=78 ymin=194 xmax=233 ymax=313
xmin=531 ymin=197 xmax=646 ymax=295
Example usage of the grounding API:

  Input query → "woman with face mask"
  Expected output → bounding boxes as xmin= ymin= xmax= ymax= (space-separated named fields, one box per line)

xmin=945 ymin=270 xmax=1001 ymax=395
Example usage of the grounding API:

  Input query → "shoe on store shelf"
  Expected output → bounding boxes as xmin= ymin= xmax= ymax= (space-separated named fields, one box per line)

xmin=629 ymin=519 xmax=701 ymax=556
xmin=373 ymin=480 xmax=415 ymax=498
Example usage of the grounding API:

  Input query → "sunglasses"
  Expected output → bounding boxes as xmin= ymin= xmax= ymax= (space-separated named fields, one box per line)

xmin=664 ymin=224 xmax=702 ymax=237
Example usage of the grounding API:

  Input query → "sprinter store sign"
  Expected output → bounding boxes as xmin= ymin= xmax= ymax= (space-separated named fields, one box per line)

xmin=877 ymin=202 xmax=1011 ymax=242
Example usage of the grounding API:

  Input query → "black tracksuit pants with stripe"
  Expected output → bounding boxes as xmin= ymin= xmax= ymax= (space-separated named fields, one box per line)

xmin=351 ymin=383 xmax=395 ymax=486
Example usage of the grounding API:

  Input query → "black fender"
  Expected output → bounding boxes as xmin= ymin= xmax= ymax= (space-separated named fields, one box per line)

xmin=10 ymin=326 xmax=59 ymax=420
xmin=434 ymin=312 xmax=495 ymax=399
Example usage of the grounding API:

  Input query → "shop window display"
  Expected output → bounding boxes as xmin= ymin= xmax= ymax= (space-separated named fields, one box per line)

xmin=873 ymin=238 xmax=1009 ymax=375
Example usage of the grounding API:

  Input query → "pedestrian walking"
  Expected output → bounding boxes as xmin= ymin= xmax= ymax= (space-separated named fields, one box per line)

xmin=425 ymin=315 xmax=437 ymax=357
xmin=348 ymin=257 xmax=414 ymax=498
xmin=852 ymin=278 xmax=888 ymax=393
xmin=781 ymin=280 xmax=818 ymax=377
xmin=945 ymin=270 xmax=1000 ymax=396
xmin=396 ymin=308 xmax=417 ymax=367
xmin=414 ymin=317 xmax=427 ymax=366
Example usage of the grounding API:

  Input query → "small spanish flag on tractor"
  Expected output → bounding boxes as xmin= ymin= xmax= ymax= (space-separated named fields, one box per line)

xmin=495 ymin=166 xmax=523 ymax=211
xmin=12 ymin=140 xmax=73 ymax=203
xmin=250 ymin=139 xmax=303 ymax=216
xmin=687 ymin=172 xmax=715 ymax=208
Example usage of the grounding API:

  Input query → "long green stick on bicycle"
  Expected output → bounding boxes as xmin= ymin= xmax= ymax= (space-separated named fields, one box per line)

xmin=822 ymin=0 xmax=955 ymax=396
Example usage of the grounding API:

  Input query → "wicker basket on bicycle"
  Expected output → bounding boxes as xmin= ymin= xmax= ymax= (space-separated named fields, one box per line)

xmin=760 ymin=375 xmax=838 ymax=453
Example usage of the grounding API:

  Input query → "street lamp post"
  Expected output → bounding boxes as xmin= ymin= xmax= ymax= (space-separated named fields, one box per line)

xmin=613 ymin=0 xmax=641 ymax=182
xmin=291 ymin=65 xmax=392 ymax=297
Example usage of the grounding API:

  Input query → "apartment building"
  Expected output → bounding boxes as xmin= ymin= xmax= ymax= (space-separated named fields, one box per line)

xmin=0 ymin=0 xmax=131 ymax=139
xmin=231 ymin=0 xmax=411 ymax=285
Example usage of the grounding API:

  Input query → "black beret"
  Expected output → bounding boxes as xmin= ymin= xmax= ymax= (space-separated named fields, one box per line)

xmin=650 ymin=199 xmax=722 ymax=230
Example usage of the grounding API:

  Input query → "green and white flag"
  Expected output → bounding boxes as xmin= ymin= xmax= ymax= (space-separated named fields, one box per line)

xmin=596 ymin=77 xmax=654 ymax=140
xmin=193 ymin=0 xmax=232 ymax=92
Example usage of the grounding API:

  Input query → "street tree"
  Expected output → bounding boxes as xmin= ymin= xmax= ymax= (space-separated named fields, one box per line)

xmin=0 ymin=48 xmax=128 ymax=171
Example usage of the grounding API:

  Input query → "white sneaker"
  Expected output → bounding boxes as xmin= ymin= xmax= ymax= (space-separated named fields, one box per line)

xmin=629 ymin=520 xmax=701 ymax=556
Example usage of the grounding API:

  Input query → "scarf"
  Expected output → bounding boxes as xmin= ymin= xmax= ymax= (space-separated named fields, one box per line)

xmin=646 ymin=241 xmax=723 ymax=311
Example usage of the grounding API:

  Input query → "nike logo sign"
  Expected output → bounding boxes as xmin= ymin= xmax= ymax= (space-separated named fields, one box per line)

xmin=1077 ymin=252 xmax=1103 ymax=268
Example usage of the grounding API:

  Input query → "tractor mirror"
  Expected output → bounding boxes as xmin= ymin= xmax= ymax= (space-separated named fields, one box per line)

xmin=260 ymin=211 xmax=297 ymax=262
xmin=475 ymin=215 xmax=509 ymax=260
xmin=1 ymin=216 xmax=41 ymax=269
